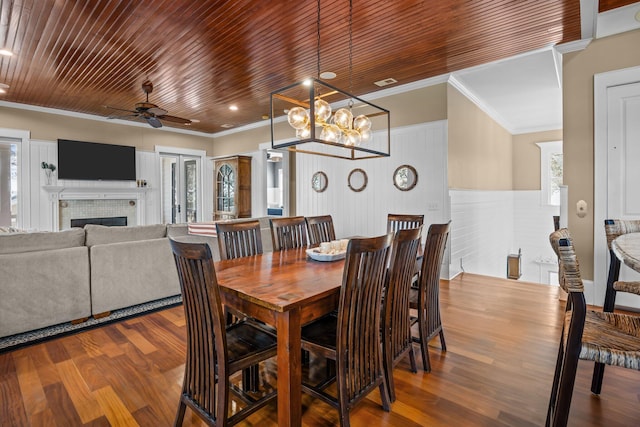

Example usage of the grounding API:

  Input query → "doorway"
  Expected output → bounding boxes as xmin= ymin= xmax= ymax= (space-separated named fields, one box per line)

xmin=156 ymin=147 xmax=205 ymax=224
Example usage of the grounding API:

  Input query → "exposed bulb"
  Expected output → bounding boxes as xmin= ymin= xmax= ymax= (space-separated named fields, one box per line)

xmin=359 ymin=128 xmax=371 ymax=143
xmin=296 ymin=123 xmax=311 ymax=139
xmin=353 ymin=114 xmax=371 ymax=132
xmin=333 ymin=108 xmax=353 ymax=130
xmin=343 ymin=129 xmax=361 ymax=146
xmin=320 ymin=124 xmax=341 ymax=142
xmin=314 ymin=99 xmax=331 ymax=124
xmin=287 ymin=107 xmax=309 ymax=130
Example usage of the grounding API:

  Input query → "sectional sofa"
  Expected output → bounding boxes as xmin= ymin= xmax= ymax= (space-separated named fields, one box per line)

xmin=0 ymin=218 xmax=272 ymax=339
xmin=0 ymin=223 xmax=216 ymax=339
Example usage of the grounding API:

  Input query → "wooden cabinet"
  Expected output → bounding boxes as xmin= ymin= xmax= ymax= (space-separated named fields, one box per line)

xmin=213 ymin=155 xmax=251 ymax=220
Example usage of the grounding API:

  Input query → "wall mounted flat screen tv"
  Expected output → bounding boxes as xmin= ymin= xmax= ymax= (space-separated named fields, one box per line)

xmin=57 ymin=139 xmax=136 ymax=181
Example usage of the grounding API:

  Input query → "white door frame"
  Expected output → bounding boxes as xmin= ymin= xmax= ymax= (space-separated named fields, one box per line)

xmin=594 ymin=65 xmax=640 ymax=306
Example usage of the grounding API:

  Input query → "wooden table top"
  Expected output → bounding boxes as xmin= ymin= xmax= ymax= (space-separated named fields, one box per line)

xmin=214 ymin=247 xmax=345 ymax=313
xmin=612 ymin=232 xmax=640 ymax=273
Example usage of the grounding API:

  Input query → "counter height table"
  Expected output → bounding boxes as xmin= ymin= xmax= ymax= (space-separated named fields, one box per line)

xmin=611 ymin=232 xmax=640 ymax=273
xmin=214 ymin=247 xmax=345 ymax=427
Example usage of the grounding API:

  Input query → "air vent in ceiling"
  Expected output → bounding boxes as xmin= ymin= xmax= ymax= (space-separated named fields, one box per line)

xmin=374 ymin=78 xmax=398 ymax=87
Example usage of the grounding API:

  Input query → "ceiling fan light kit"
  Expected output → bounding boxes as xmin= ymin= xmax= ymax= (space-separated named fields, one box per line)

xmin=106 ymin=80 xmax=192 ymax=129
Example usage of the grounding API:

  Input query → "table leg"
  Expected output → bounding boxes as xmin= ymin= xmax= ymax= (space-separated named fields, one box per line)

xmin=276 ymin=308 xmax=302 ymax=427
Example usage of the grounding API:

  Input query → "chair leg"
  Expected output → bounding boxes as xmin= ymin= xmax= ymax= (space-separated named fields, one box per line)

xmin=418 ymin=312 xmax=431 ymax=372
xmin=409 ymin=346 xmax=418 ymax=374
xmin=591 ymin=363 xmax=605 ymax=395
xmin=173 ymin=400 xmax=186 ymax=427
xmin=439 ymin=329 xmax=447 ymax=351
xmin=379 ymin=380 xmax=391 ymax=412
xmin=383 ymin=348 xmax=396 ymax=403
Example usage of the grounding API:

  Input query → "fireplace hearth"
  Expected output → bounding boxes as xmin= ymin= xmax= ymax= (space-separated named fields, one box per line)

xmin=71 ymin=216 xmax=128 ymax=228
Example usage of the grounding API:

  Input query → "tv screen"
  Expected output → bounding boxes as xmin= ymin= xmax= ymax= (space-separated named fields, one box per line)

xmin=57 ymin=139 xmax=136 ymax=181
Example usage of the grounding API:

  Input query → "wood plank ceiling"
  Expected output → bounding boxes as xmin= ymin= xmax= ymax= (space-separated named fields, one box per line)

xmin=0 ymin=0 xmax=635 ymax=134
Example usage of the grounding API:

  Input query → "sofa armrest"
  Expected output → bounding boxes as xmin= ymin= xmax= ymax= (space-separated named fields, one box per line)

xmin=0 ymin=246 xmax=90 ymax=338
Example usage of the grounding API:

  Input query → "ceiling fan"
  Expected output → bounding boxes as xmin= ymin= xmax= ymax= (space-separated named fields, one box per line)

xmin=105 ymin=80 xmax=191 ymax=128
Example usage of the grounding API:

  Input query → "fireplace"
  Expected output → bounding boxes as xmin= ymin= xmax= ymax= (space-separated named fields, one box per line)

xmin=71 ymin=216 xmax=128 ymax=228
xmin=43 ymin=185 xmax=148 ymax=231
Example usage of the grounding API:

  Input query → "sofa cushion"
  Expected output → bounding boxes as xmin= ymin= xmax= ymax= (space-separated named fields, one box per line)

xmin=85 ymin=224 xmax=166 ymax=246
xmin=0 ymin=228 xmax=86 ymax=255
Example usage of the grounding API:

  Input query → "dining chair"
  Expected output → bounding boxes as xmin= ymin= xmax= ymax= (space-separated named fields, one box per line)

xmin=382 ymin=226 xmax=422 ymax=402
xmin=305 ymin=214 xmax=336 ymax=246
xmin=547 ymin=229 xmax=640 ymax=427
xmin=386 ymin=213 xmax=424 ymax=234
xmin=270 ymin=216 xmax=308 ymax=251
xmin=591 ymin=219 xmax=640 ymax=394
xmin=409 ymin=221 xmax=451 ymax=372
xmin=215 ymin=219 xmax=265 ymax=391
xmin=169 ymin=239 xmax=277 ymax=427
xmin=216 ymin=220 xmax=263 ymax=260
xmin=300 ymin=234 xmax=393 ymax=427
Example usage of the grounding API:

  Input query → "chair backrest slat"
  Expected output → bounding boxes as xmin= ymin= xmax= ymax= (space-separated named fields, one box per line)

xmin=216 ymin=220 xmax=263 ymax=260
xmin=306 ymin=215 xmax=336 ymax=246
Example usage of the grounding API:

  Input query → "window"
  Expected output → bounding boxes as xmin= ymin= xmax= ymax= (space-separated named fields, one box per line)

xmin=537 ymin=141 xmax=563 ymax=206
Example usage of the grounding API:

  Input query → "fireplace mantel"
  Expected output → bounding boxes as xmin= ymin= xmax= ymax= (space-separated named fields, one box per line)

xmin=42 ymin=185 xmax=150 ymax=201
xmin=43 ymin=185 xmax=150 ymax=231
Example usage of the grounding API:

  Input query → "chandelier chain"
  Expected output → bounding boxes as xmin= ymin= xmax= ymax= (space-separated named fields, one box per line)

xmin=317 ymin=0 xmax=321 ymax=79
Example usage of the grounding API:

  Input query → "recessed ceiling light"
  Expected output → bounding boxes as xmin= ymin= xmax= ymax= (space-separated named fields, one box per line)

xmin=0 ymin=49 xmax=13 ymax=56
xmin=261 ymin=114 xmax=270 ymax=120
xmin=220 ymin=124 xmax=234 ymax=128
xmin=635 ymin=9 xmax=640 ymax=22
xmin=303 ymin=79 xmax=312 ymax=86
xmin=190 ymin=119 xmax=200 ymax=123
xmin=0 ymin=83 xmax=8 ymax=94
xmin=320 ymin=71 xmax=336 ymax=79
xmin=229 ymin=105 xmax=238 ymax=111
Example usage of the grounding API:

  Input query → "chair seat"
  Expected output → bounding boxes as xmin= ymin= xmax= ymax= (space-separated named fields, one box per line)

xmin=572 ymin=310 xmax=640 ymax=369
xmin=227 ymin=321 xmax=277 ymax=370
xmin=301 ymin=313 xmax=337 ymax=352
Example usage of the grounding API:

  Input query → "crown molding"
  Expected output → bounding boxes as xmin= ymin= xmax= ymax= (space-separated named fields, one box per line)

xmin=0 ymin=100 xmax=214 ymax=138
xmin=555 ymin=38 xmax=592 ymax=54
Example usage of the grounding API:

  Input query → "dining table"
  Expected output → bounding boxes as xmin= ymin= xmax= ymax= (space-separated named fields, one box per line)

xmin=611 ymin=232 xmax=640 ymax=273
xmin=214 ymin=247 xmax=345 ymax=427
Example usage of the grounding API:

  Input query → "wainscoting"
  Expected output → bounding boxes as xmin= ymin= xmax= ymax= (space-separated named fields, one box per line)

xmin=450 ymin=189 xmax=559 ymax=283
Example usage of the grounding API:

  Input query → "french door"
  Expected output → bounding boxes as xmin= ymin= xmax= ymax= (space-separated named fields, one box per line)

xmin=0 ymin=139 xmax=18 ymax=227
xmin=159 ymin=152 xmax=202 ymax=224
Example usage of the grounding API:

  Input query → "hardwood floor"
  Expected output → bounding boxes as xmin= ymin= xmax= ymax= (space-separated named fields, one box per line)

xmin=2 ymin=273 xmax=640 ymax=426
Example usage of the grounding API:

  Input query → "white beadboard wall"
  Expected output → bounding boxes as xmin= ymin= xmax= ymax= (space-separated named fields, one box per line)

xmin=513 ymin=191 xmax=559 ymax=284
xmin=295 ymin=121 xmax=450 ymax=273
xmin=28 ymin=140 xmax=213 ymax=230
xmin=449 ymin=189 xmax=559 ymax=283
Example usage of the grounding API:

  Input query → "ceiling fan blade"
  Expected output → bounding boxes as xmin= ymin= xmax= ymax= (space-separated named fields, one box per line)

xmin=147 ymin=106 xmax=167 ymax=116
xmin=158 ymin=114 xmax=192 ymax=125
xmin=107 ymin=113 xmax=140 ymax=120
xmin=145 ymin=116 xmax=163 ymax=128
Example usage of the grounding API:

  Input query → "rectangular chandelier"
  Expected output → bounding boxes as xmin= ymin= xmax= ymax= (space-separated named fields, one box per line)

xmin=270 ymin=78 xmax=390 ymax=160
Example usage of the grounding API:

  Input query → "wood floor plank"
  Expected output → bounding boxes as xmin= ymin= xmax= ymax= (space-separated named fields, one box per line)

xmin=93 ymin=385 xmax=140 ymax=427
xmin=55 ymin=359 xmax=102 ymax=424
xmin=3 ymin=273 xmax=640 ymax=426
